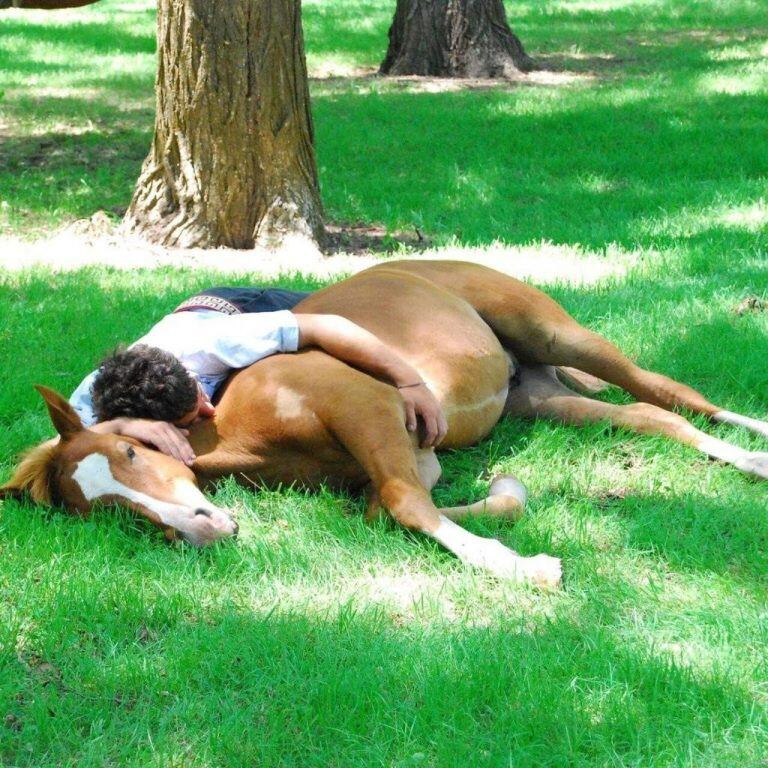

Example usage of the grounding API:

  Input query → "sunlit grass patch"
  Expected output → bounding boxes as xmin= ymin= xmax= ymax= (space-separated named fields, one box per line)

xmin=698 ymin=66 xmax=768 ymax=95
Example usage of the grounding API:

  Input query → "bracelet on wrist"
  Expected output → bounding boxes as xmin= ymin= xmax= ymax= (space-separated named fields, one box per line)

xmin=396 ymin=381 xmax=423 ymax=390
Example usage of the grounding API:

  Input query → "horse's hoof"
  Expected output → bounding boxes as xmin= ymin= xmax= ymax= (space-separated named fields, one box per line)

xmin=515 ymin=554 xmax=562 ymax=589
xmin=488 ymin=474 xmax=528 ymax=508
xmin=735 ymin=452 xmax=768 ymax=479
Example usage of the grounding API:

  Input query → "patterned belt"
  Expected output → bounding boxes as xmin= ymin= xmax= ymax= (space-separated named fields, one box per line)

xmin=173 ymin=294 xmax=242 ymax=315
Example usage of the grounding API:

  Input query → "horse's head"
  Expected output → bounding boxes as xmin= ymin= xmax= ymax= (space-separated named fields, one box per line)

xmin=0 ymin=386 xmax=239 ymax=546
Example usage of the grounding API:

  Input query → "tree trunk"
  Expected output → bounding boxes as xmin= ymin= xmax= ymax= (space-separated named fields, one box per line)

xmin=380 ymin=0 xmax=535 ymax=78
xmin=124 ymin=0 xmax=323 ymax=249
xmin=1 ymin=1 xmax=100 ymax=8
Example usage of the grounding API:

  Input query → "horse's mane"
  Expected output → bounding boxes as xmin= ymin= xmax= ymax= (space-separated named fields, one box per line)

xmin=0 ymin=441 xmax=59 ymax=505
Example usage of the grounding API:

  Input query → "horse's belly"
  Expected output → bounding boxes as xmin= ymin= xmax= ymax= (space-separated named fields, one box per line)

xmin=423 ymin=350 xmax=512 ymax=448
xmin=236 ymin=447 xmax=370 ymax=492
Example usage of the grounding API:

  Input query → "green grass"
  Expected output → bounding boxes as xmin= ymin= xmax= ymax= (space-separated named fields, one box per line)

xmin=1 ymin=0 xmax=768 ymax=766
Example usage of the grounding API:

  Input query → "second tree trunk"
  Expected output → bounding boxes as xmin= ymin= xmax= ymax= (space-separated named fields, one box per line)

xmin=380 ymin=0 xmax=534 ymax=78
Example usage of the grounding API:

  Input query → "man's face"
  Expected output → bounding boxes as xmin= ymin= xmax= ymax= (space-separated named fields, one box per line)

xmin=175 ymin=385 xmax=213 ymax=427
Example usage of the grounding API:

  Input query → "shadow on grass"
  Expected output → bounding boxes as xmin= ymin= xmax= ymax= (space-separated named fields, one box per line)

xmin=0 ymin=19 xmax=155 ymax=61
xmin=2 ymin=0 xmax=767 ymax=256
xmin=4 ymin=80 xmax=766 ymax=252
xmin=0 ymin=545 xmax=764 ymax=766
xmin=0 ymin=127 xmax=152 ymax=231
xmin=0 ymin=129 xmax=150 ymax=172
xmin=592 ymin=488 xmax=768 ymax=580
xmin=2 ymin=269 xmax=767 ymax=763
xmin=314 ymin=84 xmax=768 ymax=248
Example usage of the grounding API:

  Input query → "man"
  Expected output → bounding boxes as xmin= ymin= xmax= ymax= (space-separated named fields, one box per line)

xmin=70 ymin=286 xmax=448 ymax=465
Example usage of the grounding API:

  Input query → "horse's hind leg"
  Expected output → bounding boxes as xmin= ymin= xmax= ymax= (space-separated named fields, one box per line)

xmin=462 ymin=267 xmax=718 ymax=414
xmin=506 ymin=365 xmax=768 ymax=479
xmin=395 ymin=261 xmax=768 ymax=439
xmin=485 ymin=283 xmax=768 ymax=440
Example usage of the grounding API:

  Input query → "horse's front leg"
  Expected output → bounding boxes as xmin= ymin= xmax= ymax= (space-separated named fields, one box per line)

xmin=319 ymin=378 xmax=560 ymax=588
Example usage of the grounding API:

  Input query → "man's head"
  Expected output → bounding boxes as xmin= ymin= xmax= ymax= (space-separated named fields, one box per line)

xmin=91 ymin=345 xmax=200 ymax=425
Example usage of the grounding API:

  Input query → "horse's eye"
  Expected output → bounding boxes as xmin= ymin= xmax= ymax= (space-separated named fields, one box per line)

xmin=127 ymin=446 xmax=136 ymax=461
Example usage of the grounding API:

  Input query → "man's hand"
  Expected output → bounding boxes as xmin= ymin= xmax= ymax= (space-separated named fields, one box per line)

xmin=399 ymin=383 xmax=448 ymax=448
xmin=91 ymin=418 xmax=196 ymax=466
xmin=120 ymin=419 xmax=196 ymax=465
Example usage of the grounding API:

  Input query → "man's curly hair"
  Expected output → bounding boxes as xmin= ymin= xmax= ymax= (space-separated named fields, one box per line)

xmin=91 ymin=345 xmax=199 ymax=423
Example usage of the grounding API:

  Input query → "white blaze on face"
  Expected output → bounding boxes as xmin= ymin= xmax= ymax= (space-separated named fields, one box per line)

xmin=71 ymin=453 xmax=219 ymax=537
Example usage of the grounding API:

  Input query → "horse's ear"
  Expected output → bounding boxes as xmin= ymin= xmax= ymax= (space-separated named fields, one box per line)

xmin=34 ymin=385 xmax=85 ymax=441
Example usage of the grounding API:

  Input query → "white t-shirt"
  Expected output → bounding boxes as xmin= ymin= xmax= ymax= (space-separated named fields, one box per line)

xmin=70 ymin=309 xmax=300 ymax=426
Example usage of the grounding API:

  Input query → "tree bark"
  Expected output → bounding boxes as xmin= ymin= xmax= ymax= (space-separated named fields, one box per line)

xmin=380 ymin=0 xmax=535 ymax=78
xmin=124 ymin=0 xmax=323 ymax=249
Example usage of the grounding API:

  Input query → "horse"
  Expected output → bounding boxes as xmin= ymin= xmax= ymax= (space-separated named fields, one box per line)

xmin=3 ymin=260 xmax=768 ymax=588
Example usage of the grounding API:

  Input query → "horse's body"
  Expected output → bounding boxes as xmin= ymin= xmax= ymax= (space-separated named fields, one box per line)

xmin=193 ymin=262 xmax=512 ymax=488
xmin=5 ymin=260 xmax=768 ymax=587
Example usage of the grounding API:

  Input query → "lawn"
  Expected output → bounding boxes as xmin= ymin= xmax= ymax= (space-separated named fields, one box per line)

xmin=1 ymin=0 xmax=768 ymax=766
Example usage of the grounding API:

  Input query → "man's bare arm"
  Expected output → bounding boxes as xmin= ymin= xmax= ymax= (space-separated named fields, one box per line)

xmin=295 ymin=314 xmax=448 ymax=447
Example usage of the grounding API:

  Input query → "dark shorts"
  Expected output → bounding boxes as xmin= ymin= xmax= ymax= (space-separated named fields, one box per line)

xmin=174 ymin=286 xmax=311 ymax=316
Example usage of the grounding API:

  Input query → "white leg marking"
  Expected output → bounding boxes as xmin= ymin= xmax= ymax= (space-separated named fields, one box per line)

xmin=488 ymin=475 xmax=528 ymax=508
xmin=714 ymin=410 xmax=768 ymax=440
xmin=696 ymin=435 xmax=768 ymax=479
xmin=429 ymin=515 xmax=561 ymax=587
xmin=696 ymin=435 xmax=751 ymax=465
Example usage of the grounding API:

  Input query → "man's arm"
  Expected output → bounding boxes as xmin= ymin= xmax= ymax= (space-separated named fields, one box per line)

xmin=295 ymin=314 xmax=448 ymax=447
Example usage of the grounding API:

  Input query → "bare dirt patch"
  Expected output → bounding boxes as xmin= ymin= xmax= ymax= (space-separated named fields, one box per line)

xmin=0 ymin=213 xmax=634 ymax=286
xmin=324 ymin=221 xmax=432 ymax=254
xmin=312 ymin=65 xmax=594 ymax=95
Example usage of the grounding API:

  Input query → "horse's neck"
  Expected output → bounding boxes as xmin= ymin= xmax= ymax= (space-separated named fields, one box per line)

xmin=187 ymin=417 xmax=230 ymax=477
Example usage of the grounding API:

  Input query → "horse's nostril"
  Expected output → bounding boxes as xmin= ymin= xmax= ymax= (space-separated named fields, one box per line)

xmin=232 ymin=522 xmax=239 ymax=537
xmin=194 ymin=508 xmax=212 ymax=518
